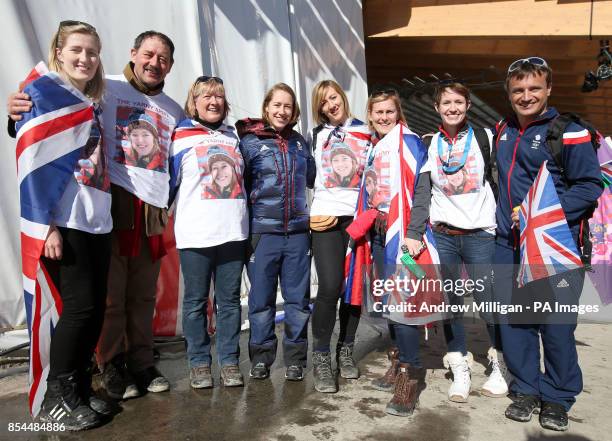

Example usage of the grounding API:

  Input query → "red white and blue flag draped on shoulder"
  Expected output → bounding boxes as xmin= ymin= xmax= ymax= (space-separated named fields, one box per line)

xmin=517 ymin=160 xmax=583 ymax=288
xmin=344 ymin=123 xmax=445 ymax=325
xmin=15 ymin=62 xmax=96 ymax=417
xmin=343 ymin=161 xmax=373 ymax=307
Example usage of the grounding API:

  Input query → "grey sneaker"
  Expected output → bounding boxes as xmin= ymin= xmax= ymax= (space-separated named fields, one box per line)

xmin=249 ymin=362 xmax=270 ymax=380
xmin=133 ymin=366 xmax=170 ymax=393
xmin=285 ymin=365 xmax=304 ymax=381
xmin=121 ymin=370 xmax=141 ymax=399
xmin=190 ymin=365 xmax=213 ymax=389
xmin=337 ymin=343 xmax=359 ymax=379
xmin=122 ymin=382 xmax=141 ymax=400
xmin=312 ymin=352 xmax=337 ymax=393
xmin=220 ymin=365 xmax=244 ymax=387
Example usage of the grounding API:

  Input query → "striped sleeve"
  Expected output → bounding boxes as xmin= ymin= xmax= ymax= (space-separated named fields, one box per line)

xmin=563 ymin=128 xmax=591 ymax=145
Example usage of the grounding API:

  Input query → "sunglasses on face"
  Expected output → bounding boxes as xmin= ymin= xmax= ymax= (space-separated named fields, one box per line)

xmin=195 ymin=75 xmax=224 ymax=85
xmin=507 ymin=57 xmax=549 ymax=75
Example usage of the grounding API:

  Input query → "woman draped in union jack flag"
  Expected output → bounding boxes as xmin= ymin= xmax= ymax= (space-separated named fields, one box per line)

xmin=347 ymin=89 xmax=444 ymax=417
xmin=14 ymin=21 xmax=115 ymax=430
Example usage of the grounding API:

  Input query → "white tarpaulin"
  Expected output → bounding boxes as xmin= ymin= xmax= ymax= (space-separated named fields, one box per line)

xmin=0 ymin=0 xmax=368 ymax=327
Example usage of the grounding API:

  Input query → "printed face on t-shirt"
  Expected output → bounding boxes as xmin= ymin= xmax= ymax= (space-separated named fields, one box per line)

xmin=129 ymin=127 xmax=156 ymax=158
xmin=75 ymin=124 xmax=110 ymax=191
xmin=195 ymin=143 xmax=245 ymax=200
xmin=211 ymin=160 xmax=234 ymax=188
xmin=114 ymin=107 xmax=169 ymax=172
xmin=331 ymin=153 xmax=355 ymax=179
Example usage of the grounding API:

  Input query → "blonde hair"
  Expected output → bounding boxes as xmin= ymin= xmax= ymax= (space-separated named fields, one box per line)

xmin=311 ymin=80 xmax=351 ymax=125
xmin=366 ymin=91 xmax=407 ymax=133
xmin=184 ymin=78 xmax=230 ymax=121
xmin=48 ymin=21 xmax=104 ymax=101
xmin=262 ymin=83 xmax=300 ymax=126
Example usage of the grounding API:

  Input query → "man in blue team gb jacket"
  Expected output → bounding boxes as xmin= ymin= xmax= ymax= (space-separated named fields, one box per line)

xmin=493 ymin=57 xmax=603 ymax=431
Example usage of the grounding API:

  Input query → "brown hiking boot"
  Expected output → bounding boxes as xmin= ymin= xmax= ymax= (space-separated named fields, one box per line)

xmin=385 ymin=363 xmax=420 ymax=417
xmin=371 ymin=347 xmax=399 ymax=392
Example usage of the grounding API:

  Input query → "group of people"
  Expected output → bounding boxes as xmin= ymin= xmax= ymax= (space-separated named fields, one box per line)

xmin=7 ymin=21 xmax=603 ymax=434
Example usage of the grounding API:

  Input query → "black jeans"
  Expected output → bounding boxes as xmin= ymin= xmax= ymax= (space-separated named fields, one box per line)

xmin=46 ymin=227 xmax=111 ymax=380
xmin=311 ymin=217 xmax=361 ymax=352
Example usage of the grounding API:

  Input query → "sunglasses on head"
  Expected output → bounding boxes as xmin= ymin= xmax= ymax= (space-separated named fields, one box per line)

xmin=59 ymin=20 xmax=96 ymax=31
xmin=371 ymin=88 xmax=399 ymax=98
xmin=507 ymin=57 xmax=549 ymax=75
xmin=195 ymin=75 xmax=224 ymax=85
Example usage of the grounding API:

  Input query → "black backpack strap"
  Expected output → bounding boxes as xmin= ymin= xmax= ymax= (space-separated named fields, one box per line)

xmin=490 ymin=120 xmax=508 ymax=193
xmin=545 ymin=112 xmax=599 ymax=266
xmin=473 ymin=127 xmax=491 ymax=186
xmin=545 ymin=114 xmax=573 ymax=178
xmin=310 ymin=124 xmax=324 ymax=152
xmin=421 ymin=133 xmax=434 ymax=147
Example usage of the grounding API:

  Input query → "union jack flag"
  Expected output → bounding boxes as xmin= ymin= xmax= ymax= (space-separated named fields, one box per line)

xmin=344 ymin=124 xmax=445 ymax=325
xmin=381 ymin=124 xmax=444 ymax=325
xmin=15 ymin=63 xmax=95 ymax=417
xmin=518 ymin=161 xmax=582 ymax=287
xmin=343 ymin=173 xmax=373 ymax=306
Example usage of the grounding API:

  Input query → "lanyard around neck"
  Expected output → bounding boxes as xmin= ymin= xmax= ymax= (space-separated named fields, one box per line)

xmin=437 ymin=126 xmax=473 ymax=174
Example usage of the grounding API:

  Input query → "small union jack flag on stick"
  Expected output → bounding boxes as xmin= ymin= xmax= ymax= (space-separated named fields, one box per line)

xmin=518 ymin=161 xmax=583 ymax=287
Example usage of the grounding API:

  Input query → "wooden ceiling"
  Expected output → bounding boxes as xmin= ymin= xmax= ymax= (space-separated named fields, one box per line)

xmin=363 ymin=1 xmax=612 ymax=134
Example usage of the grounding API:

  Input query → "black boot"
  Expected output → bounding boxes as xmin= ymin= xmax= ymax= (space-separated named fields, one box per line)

xmin=38 ymin=372 xmax=100 ymax=431
xmin=79 ymin=366 xmax=119 ymax=416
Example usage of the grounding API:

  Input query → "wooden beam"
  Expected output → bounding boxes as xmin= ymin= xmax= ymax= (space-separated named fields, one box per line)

xmin=366 ymin=0 xmax=612 ymax=38
xmin=365 ymin=38 xmax=608 ymax=60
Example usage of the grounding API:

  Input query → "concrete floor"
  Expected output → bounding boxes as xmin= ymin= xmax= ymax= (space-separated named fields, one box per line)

xmin=0 ymin=318 xmax=610 ymax=441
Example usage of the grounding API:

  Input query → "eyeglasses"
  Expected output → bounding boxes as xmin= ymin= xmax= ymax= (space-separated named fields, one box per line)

xmin=195 ymin=75 xmax=224 ymax=85
xmin=59 ymin=20 xmax=96 ymax=32
xmin=371 ymin=88 xmax=399 ymax=98
xmin=507 ymin=57 xmax=549 ymax=75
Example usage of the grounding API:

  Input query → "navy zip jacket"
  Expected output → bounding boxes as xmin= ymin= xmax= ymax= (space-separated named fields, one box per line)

xmin=237 ymin=118 xmax=315 ymax=234
xmin=495 ymin=107 xmax=603 ymax=245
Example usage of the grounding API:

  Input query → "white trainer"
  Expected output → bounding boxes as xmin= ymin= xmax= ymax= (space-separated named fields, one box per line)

xmin=443 ymin=351 xmax=472 ymax=403
xmin=481 ymin=347 xmax=510 ymax=397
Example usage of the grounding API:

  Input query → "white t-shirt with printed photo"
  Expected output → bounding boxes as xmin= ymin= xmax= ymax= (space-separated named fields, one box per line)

xmin=309 ymin=118 xmax=371 ymax=216
xmin=52 ymin=107 xmax=112 ymax=234
xmin=421 ymin=127 xmax=496 ymax=232
xmin=102 ymin=75 xmax=185 ymax=208
xmin=170 ymin=122 xmax=248 ymax=249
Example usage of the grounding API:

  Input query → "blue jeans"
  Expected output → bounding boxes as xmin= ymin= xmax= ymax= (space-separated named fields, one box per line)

xmin=433 ymin=229 xmax=499 ymax=354
xmin=372 ymin=229 xmax=421 ymax=364
xmin=179 ymin=240 xmax=246 ymax=368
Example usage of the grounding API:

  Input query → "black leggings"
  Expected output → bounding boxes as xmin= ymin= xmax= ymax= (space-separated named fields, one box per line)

xmin=311 ymin=217 xmax=361 ymax=352
xmin=46 ymin=227 xmax=111 ymax=380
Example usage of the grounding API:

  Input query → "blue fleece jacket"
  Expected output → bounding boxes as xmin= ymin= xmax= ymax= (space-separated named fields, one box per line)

xmin=495 ymin=107 xmax=603 ymax=245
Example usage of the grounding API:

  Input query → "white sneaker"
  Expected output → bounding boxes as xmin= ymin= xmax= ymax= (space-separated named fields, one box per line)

xmin=480 ymin=348 xmax=509 ymax=398
xmin=443 ymin=351 xmax=472 ymax=403
xmin=481 ymin=347 xmax=509 ymax=397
